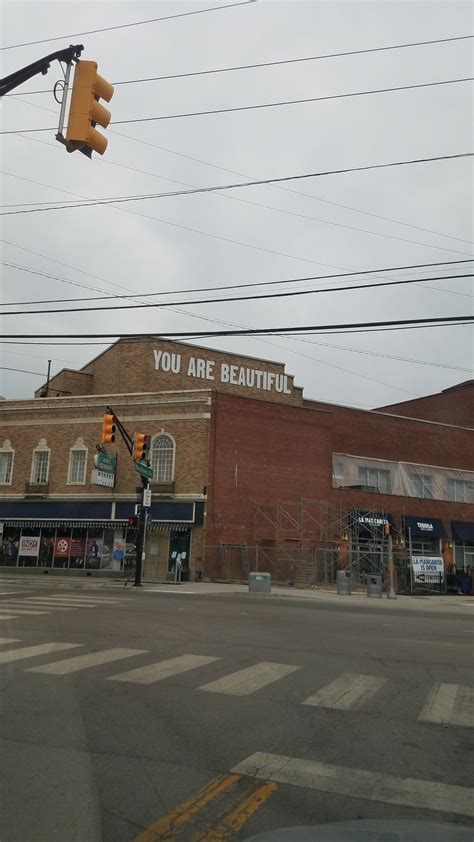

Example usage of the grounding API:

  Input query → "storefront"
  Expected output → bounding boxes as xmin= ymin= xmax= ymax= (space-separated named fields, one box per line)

xmin=402 ymin=515 xmax=447 ymax=556
xmin=0 ymin=500 xmax=203 ymax=575
xmin=349 ymin=510 xmax=396 ymax=575
xmin=452 ymin=520 xmax=474 ymax=572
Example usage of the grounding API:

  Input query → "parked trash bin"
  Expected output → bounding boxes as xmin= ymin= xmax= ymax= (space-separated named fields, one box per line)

xmin=367 ymin=573 xmax=383 ymax=598
xmin=249 ymin=572 xmax=271 ymax=593
xmin=337 ymin=569 xmax=351 ymax=595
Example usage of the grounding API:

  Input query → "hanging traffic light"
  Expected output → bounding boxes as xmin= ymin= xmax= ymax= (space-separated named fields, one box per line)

xmin=133 ymin=433 xmax=151 ymax=462
xmin=101 ymin=413 xmax=116 ymax=444
xmin=66 ymin=60 xmax=114 ymax=157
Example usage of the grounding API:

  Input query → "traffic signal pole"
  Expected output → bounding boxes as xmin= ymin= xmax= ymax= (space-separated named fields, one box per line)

xmin=105 ymin=407 xmax=150 ymax=588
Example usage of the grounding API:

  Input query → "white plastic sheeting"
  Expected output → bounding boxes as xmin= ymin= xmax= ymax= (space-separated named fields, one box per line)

xmin=332 ymin=453 xmax=474 ymax=503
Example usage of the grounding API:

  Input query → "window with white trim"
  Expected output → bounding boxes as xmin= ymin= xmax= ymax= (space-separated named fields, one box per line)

xmin=151 ymin=434 xmax=175 ymax=483
xmin=358 ymin=466 xmax=391 ymax=494
xmin=410 ymin=473 xmax=433 ymax=499
xmin=447 ymin=478 xmax=474 ymax=504
xmin=67 ymin=439 xmax=88 ymax=485
xmin=0 ymin=440 xmax=14 ymax=484
xmin=31 ymin=440 xmax=50 ymax=484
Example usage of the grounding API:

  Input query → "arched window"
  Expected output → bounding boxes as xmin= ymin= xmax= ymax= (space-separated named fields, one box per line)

xmin=67 ymin=437 xmax=88 ymax=485
xmin=151 ymin=434 xmax=175 ymax=483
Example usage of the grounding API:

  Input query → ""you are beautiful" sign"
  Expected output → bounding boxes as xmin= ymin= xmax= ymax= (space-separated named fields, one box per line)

xmin=153 ymin=349 xmax=292 ymax=395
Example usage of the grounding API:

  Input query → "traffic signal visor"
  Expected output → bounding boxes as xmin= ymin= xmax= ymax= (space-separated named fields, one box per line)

xmin=66 ymin=60 xmax=114 ymax=156
xmin=102 ymin=413 xmax=116 ymax=444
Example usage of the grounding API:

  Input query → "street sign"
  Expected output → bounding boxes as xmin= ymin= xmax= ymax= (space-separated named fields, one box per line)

xmin=134 ymin=460 xmax=153 ymax=479
xmin=143 ymin=488 xmax=152 ymax=508
xmin=91 ymin=469 xmax=115 ymax=488
xmin=94 ymin=451 xmax=117 ymax=473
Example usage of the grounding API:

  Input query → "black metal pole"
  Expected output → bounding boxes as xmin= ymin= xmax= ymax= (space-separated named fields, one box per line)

xmin=134 ymin=477 xmax=149 ymax=587
xmin=0 ymin=44 xmax=83 ymax=97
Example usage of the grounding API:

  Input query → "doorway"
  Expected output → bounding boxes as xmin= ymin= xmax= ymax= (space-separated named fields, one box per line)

xmin=144 ymin=533 xmax=170 ymax=582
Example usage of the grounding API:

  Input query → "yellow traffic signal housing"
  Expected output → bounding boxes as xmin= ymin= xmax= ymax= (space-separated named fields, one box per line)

xmin=133 ymin=433 xmax=150 ymax=462
xmin=102 ymin=413 xmax=116 ymax=444
xmin=66 ymin=60 xmax=114 ymax=156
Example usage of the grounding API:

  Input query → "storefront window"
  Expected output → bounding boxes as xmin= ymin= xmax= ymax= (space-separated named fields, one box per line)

xmin=0 ymin=527 xmax=20 ymax=566
xmin=53 ymin=527 xmax=72 ymax=569
xmin=85 ymin=528 xmax=103 ymax=569
xmin=18 ymin=527 xmax=41 ymax=568
xmin=39 ymin=529 xmax=55 ymax=568
xmin=454 ymin=542 xmax=474 ymax=572
xmin=112 ymin=530 xmax=126 ymax=572
xmin=69 ymin=528 xmax=87 ymax=569
xmin=101 ymin=529 xmax=114 ymax=570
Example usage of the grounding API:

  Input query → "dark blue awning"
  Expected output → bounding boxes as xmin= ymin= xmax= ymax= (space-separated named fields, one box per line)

xmin=452 ymin=521 xmax=474 ymax=542
xmin=403 ymin=515 xmax=447 ymax=538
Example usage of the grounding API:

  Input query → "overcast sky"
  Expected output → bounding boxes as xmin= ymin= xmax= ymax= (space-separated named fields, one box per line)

xmin=1 ymin=0 xmax=472 ymax=408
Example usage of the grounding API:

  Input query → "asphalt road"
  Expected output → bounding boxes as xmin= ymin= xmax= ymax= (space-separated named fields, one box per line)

xmin=0 ymin=584 xmax=472 ymax=842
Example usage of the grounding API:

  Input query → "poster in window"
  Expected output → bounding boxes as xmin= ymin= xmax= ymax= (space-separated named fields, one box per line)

xmin=54 ymin=536 xmax=71 ymax=557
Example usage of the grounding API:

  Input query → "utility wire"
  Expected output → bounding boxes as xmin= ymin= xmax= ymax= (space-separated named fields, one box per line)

xmin=1 ymin=316 xmax=471 ymax=340
xmin=0 ymin=0 xmax=255 ymax=50
xmin=2 ymin=258 xmax=470 ymax=307
xmin=1 ymin=273 xmax=471 ymax=317
xmin=0 ymin=365 xmax=45 ymax=376
xmin=7 ymin=111 xmax=473 ymax=249
xmin=8 ymin=34 xmax=473 ymax=94
xmin=4 ymin=77 xmax=473 ymax=135
xmin=1 ymin=153 xmax=472 ymax=216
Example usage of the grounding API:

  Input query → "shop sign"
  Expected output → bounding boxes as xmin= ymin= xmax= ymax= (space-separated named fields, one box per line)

xmin=54 ymin=536 xmax=71 ymax=557
xmin=91 ymin=469 xmax=116 ymax=488
xmin=19 ymin=536 xmax=40 ymax=557
xmin=412 ymin=555 xmax=444 ymax=583
xmin=153 ymin=349 xmax=292 ymax=395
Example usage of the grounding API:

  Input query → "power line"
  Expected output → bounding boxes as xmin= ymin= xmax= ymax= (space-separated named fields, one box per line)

xmin=2 ymin=259 xmax=471 ymax=306
xmin=1 ymin=316 xmax=471 ymax=340
xmin=5 ymin=167 xmax=471 ymax=258
xmin=4 ymin=77 xmax=473 ymax=135
xmin=8 ymin=115 xmax=472 ymax=250
xmin=0 ymin=0 xmax=255 ymax=50
xmin=0 ymin=365 xmax=46 ymax=376
xmin=9 ymin=34 xmax=473 ymax=94
xmin=1 ymin=273 xmax=471 ymax=317
xmin=1 ymin=153 xmax=472 ymax=216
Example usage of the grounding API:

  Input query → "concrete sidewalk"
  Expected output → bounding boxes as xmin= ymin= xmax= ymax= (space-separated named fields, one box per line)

xmin=0 ymin=573 xmax=472 ymax=613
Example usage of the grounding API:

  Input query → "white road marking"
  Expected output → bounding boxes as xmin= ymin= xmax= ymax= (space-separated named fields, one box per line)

xmin=26 ymin=595 xmax=121 ymax=603
xmin=28 ymin=648 xmax=146 ymax=675
xmin=0 ymin=609 xmax=48 ymax=616
xmin=0 ymin=592 xmax=24 ymax=596
xmin=419 ymin=683 xmax=474 ymax=727
xmin=1 ymin=602 xmax=78 ymax=611
xmin=0 ymin=615 xmax=18 ymax=621
xmin=199 ymin=662 xmax=300 ymax=696
xmin=303 ymin=673 xmax=386 ymax=710
xmin=0 ymin=642 xmax=81 ymax=665
xmin=0 ymin=638 xmax=20 ymax=644
xmin=109 ymin=654 xmax=220 ymax=685
xmin=26 ymin=597 xmax=106 ymax=606
xmin=231 ymin=752 xmax=474 ymax=818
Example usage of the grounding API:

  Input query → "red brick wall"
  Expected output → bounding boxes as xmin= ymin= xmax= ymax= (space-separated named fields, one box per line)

xmin=206 ymin=393 xmax=333 ymax=545
xmin=375 ymin=383 xmax=473 ymax=427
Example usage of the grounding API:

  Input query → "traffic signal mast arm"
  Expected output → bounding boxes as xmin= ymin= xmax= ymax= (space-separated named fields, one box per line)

xmin=0 ymin=45 xmax=83 ymax=97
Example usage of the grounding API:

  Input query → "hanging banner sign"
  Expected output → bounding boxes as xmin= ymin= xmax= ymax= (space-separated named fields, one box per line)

xmin=412 ymin=555 xmax=444 ymax=583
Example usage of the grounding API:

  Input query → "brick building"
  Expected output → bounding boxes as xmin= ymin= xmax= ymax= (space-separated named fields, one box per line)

xmin=0 ymin=338 xmax=472 ymax=584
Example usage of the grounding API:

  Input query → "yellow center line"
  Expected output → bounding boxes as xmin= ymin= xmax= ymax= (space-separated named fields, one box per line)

xmin=133 ymin=773 xmax=241 ymax=842
xmin=190 ymin=780 xmax=279 ymax=841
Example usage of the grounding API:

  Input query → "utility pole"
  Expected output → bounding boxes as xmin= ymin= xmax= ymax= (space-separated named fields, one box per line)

xmin=387 ymin=530 xmax=397 ymax=600
xmin=104 ymin=407 xmax=152 ymax=588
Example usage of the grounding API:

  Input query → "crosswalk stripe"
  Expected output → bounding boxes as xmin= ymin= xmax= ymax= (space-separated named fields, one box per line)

xmin=0 ymin=602 xmax=78 ymax=611
xmin=231 ymin=751 xmax=474 ymax=818
xmin=27 ymin=594 xmax=119 ymax=605
xmin=419 ymin=683 xmax=474 ymax=727
xmin=0 ymin=638 xmax=21 ymax=644
xmin=109 ymin=654 xmax=220 ymax=685
xmin=22 ymin=600 xmax=95 ymax=608
xmin=0 ymin=642 xmax=81 ymax=665
xmin=0 ymin=615 xmax=18 ymax=621
xmin=302 ymin=673 xmax=386 ymax=710
xmin=0 ymin=609 xmax=48 ymax=615
xmin=199 ymin=662 xmax=300 ymax=696
xmin=28 ymin=647 xmax=147 ymax=675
